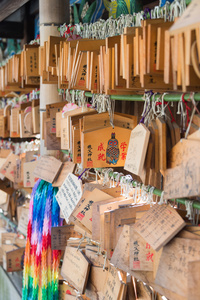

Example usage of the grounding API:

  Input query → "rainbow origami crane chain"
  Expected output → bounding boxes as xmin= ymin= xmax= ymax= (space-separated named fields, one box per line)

xmin=22 ymin=180 xmax=62 ymax=300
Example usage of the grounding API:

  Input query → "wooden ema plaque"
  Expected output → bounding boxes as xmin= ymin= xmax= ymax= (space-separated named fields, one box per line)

xmin=85 ymin=245 xmax=109 ymax=269
xmin=45 ymin=120 xmax=61 ymax=150
xmin=59 ymin=281 xmax=77 ymax=300
xmin=61 ymin=246 xmax=91 ymax=294
xmin=33 ymin=156 xmax=62 ymax=183
xmin=52 ymin=161 xmax=75 ymax=187
xmin=72 ymin=188 xmax=112 ymax=234
xmin=165 ymin=139 xmax=200 ymax=198
xmin=156 ymin=117 xmax=167 ymax=172
xmin=85 ymin=265 xmax=108 ymax=300
xmin=62 ymin=107 xmax=96 ymax=150
xmin=72 ymin=125 xmax=81 ymax=164
xmin=2 ymin=245 xmax=25 ymax=272
xmin=187 ymin=261 xmax=200 ymax=300
xmin=103 ymin=204 xmax=150 ymax=258
xmin=102 ymin=264 xmax=122 ymax=300
xmin=0 ymin=153 xmax=18 ymax=182
xmin=168 ymin=139 xmax=200 ymax=168
xmin=155 ymin=238 xmax=200 ymax=297
xmin=164 ymin=153 xmax=200 ymax=199
xmin=111 ymin=224 xmax=186 ymax=300
xmin=23 ymin=160 xmax=38 ymax=188
xmin=110 ymin=224 xmax=131 ymax=274
xmin=133 ymin=204 xmax=185 ymax=251
xmin=56 ymin=173 xmax=82 ymax=223
xmin=129 ymin=227 xmax=154 ymax=271
xmin=47 ymin=36 xmax=65 ymax=68
xmin=92 ymin=196 xmax=124 ymax=242
xmin=83 ymin=112 xmax=137 ymax=132
xmin=169 ymin=0 xmax=200 ymax=36
xmin=50 ymin=106 xmax=64 ymax=134
xmin=0 ymin=116 xmax=9 ymax=138
xmin=124 ymin=123 xmax=150 ymax=176
xmin=51 ymin=225 xmax=82 ymax=250
xmin=17 ymin=207 xmax=29 ymax=236
xmin=10 ymin=107 xmax=20 ymax=137
xmin=82 ymin=126 xmax=131 ymax=168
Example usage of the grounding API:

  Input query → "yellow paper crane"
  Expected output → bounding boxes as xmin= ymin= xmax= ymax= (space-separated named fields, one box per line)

xmin=103 ymin=0 xmax=143 ymax=19
xmin=103 ymin=0 xmax=118 ymax=18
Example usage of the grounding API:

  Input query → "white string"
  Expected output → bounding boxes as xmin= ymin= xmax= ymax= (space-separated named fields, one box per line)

xmin=148 ymin=186 xmax=155 ymax=206
xmin=158 ymin=191 xmax=167 ymax=205
xmin=106 ymin=96 xmax=115 ymax=128
xmin=102 ymin=168 xmax=113 ymax=186
xmin=60 ymin=0 xmax=187 ymax=40
xmin=185 ymin=93 xmax=197 ymax=139
xmin=66 ymin=89 xmax=71 ymax=102
xmin=120 ymin=176 xmax=126 ymax=196
xmin=185 ymin=200 xmax=194 ymax=221
xmin=161 ymin=92 xmax=169 ymax=116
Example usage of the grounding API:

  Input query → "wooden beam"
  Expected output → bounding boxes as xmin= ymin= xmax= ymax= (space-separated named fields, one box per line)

xmin=0 ymin=0 xmax=30 ymax=22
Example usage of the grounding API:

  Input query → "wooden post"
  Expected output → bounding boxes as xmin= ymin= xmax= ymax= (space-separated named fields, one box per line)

xmin=39 ymin=0 xmax=69 ymax=156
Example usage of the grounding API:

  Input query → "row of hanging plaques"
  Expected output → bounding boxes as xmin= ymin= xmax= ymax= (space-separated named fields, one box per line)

xmin=0 ymin=0 xmax=199 ymax=94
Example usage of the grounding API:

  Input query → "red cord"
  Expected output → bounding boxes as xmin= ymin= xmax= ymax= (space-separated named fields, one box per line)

xmin=156 ymin=101 xmax=176 ymax=123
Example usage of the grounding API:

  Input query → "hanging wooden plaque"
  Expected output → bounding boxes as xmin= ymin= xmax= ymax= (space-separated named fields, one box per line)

xmin=56 ymin=173 xmax=83 ymax=223
xmin=85 ymin=245 xmax=109 ymax=268
xmin=155 ymin=238 xmax=200 ymax=297
xmin=59 ymin=281 xmax=77 ymax=300
xmin=19 ymin=112 xmax=32 ymax=138
xmin=133 ymin=204 xmax=185 ymax=251
xmin=45 ymin=120 xmax=61 ymax=150
xmin=61 ymin=246 xmax=91 ymax=294
xmin=33 ymin=156 xmax=62 ymax=183
xmin=56 ymin=111 xmax=62 ymax=137
xmin=0 ymin=153 xmax=18 ymax=182
xmin=0 ymin=116 xmax=9 ymax=138
xmin=168 ymin=139 xmax=200 ymax=168
xmin=47 ymin=36 xmax=64 ymax=67
xmin=31 ymin=99 xmax=40 ymax=134
xmin=23 ymin=160 xmax=38 ymax=187
xmin=129 ymin=227 xmax=154 ymax=271
xmin=82 ymin=126 xmax=131 ymax=168
xmin=164 ymin=152 xmax=200 ymax=198
xmin=72 ymin=125 xmax=81 ymax=164
xmin=124 ymin=124 xmax=150 ymax=176
xmin=17 ymin=207 xmax=29 ymax=235
xmin=85 ymin=265 xmax=108 ymax=300
xmin=110 ymin=225 xmax=131 ymax=273
xmin=102 ymin=264 xmax=122 ymax=300
xmin=103 ymin=204 xmax=150 ymax=257
xmin=72 ymin=188 xmax=112 ymax=233
xmin=156 ymin=117 xmax=167 ymax=172
xmin=83 ymin=112 xmax=137 ymax=132
xmin=50 ymin=106 xmax=64 ymax=134
xmin=10 ymin=107 xmax=20 ymax=137
xmin=92 ymin=196 xmax=124 ymax=242
xmin=187 ymin=261 xmax=200 ymax=300
xmin=51 ymin=225 xmax=82 ymax=250
xmin=52 ymin=161 xmax=75 ymax=187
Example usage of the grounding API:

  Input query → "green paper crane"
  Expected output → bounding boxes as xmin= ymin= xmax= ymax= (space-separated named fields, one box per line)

xmin=73 ymin=0 xmax=105 ymax=24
